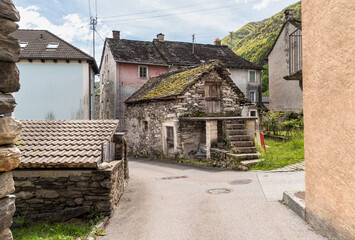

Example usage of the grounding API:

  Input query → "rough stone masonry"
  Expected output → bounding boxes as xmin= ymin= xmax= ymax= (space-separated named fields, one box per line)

xmin=0 ymin=0 xmax=21 ymax=239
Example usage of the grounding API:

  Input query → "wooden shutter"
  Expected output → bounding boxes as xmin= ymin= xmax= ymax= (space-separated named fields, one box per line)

xmin=205 ymin=83 xmax=221 ymax=114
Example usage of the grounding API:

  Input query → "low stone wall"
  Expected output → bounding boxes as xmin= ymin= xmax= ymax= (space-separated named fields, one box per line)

xmin=12 ymin=160 xmax=127 ymax=221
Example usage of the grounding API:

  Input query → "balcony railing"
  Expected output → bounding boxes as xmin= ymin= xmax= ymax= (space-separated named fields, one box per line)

xmin=289 ymin=28 xmax=302 ymax=75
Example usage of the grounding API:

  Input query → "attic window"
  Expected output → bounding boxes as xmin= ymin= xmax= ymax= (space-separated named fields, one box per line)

xmin=19 ymin=42 xmax=28 ymax=49
xmin=46 ymin=42 xmax=59 ymax=50
xmin=139 ymin=66 xmax=148 ymax=78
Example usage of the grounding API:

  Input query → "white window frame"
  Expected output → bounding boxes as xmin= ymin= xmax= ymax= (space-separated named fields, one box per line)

xmin=248 ymin=70 xmax=256 ymax=83
xmin=249 ymin=90 xmax=256 ymax=102
xmin=249 ymin=110 xmax=257 ymax=117
xmin=138 ymin=65 xmax=148 ymax=78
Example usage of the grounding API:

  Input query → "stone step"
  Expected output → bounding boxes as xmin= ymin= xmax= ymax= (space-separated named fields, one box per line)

xmin=240 ymin=159 xmax=264 ymax=166
xmin=225 ymin=124 xmax=246 ymax=130
xmin=229 ymin=141 xmax=255 ymax=147
xmin=227 ymin=153 xmax=260 ymax=161
xmin=228 ymin=135 xmax=251 ymax=141
xmin=232 ymin=147 xmax=257 ymax=154
xmin=226 ymin=129 xmax=247 ymax=135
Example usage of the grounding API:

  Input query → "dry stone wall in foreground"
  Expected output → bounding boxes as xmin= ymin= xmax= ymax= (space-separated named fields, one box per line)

xmin=0 ymin=0 xmax=21 ymax=239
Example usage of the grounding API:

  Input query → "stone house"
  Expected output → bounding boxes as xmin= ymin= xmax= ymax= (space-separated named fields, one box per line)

xmin=99 ymin=31 xmax=262 ymax=126
xmin=267 ymin=10 xmax=303 ymax=111
xmin=12 ymin=120 xmax=128 ymax=221
xmin=125 ymin=60 xmax=259 ymax=164
xmin=9 ymin=29 xmax=99 ymax=120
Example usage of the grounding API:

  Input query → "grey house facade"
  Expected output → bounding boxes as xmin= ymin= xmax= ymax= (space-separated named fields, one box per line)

xmin=267 ymin=11 xmax=303 ymax=111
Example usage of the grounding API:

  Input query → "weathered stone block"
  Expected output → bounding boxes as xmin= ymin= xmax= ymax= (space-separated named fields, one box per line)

xmin=14 ymin=180 xmax=33 ymax=187
xmin=35 ymin=189 xmax=59 ymax=199
xmin=0 ymin=172 xmax=14 ymax=198
xmin=0 ymin=228 xmax=13 ymax=240
xmin=15 ymin=191 xmax=33 ymax=200
xmin=0 ymin=195 xmax=16 ymax=230
xmin=0 ymin=117 xmax=21 ymax=145
xmin=0 ymin=93 xmax=16 ymax=114
xmin=0 ymin=0 xmax=20 ymax=21
xmin=0 ymin=147 xmax=20 ymax=172
xmin=0 ymin=62 xmax=20 ymax=93
xmin=0 ymin=33 xmax=20 ymax=63
xmin=0 ymin=18 xmax=18 ymax=34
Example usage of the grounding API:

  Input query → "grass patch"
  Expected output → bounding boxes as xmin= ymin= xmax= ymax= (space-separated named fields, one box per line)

xmin=11 ymin=214 xmax=105 ymax=240
xmin=251 ymin=132 xmax=304 ymax=170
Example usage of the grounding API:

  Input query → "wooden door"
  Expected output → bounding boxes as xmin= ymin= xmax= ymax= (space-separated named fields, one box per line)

xmin=166 ymin=126 xmax=174 ymax=155
xmin=205 ymin=83 xmax=221 ymax=114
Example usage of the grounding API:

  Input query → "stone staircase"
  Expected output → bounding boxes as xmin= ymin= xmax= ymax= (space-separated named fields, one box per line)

xmin=224 ymin=119 xmax=262 ymax=166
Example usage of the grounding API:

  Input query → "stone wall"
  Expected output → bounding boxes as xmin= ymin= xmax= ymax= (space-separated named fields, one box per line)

xmin=0 ymin=1 xmax=20 ymax=239
xmin=303 ymin=0 xmax=355 ymax=239
xmin=12 ymin=160 xmax=127 ymax=222
xmin=125 ymin=70 xmax=245 ymax=159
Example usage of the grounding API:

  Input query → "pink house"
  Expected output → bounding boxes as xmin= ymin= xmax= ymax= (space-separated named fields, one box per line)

xmin=99 ymin=31 xmax=168 ymax=127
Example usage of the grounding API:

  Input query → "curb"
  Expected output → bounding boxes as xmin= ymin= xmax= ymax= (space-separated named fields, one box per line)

xmin=283 ymin=191 xmax=306 ymax=220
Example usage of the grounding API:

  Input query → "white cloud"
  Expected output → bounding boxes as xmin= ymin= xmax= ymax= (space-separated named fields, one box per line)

xmin=17 ymin=6 xmax=91 ymax=43
xmin=253 ymin=0 xmax=281 ymax=10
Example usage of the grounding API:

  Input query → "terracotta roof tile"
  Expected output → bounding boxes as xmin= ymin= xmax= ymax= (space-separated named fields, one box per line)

xmin=17 ymin=120 xmax=119 ymax=169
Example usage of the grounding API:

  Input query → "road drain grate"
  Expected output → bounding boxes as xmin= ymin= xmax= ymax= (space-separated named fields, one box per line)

xmin=158 ymin=176 xmax=188 ymax=180
xmin=207 ymin=188 xmax=232 ymax=195
xmin=229 ymin=179 xmax=252 ymax=185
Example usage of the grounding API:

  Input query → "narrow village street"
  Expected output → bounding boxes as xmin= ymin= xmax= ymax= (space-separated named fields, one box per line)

xmin=100 ymin=159 xmax=324 ymax=240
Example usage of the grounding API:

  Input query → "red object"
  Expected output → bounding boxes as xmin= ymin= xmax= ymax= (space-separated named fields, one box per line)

xmin=260 ymin=132 xmax=266 ymax=153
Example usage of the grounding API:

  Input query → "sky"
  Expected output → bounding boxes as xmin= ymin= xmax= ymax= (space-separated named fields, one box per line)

xmin=13 ymin=0 xmax=299 ymax=65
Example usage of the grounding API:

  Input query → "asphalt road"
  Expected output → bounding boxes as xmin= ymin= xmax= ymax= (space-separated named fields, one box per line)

xmin=100 ymin=159 xmax=325 ymax=240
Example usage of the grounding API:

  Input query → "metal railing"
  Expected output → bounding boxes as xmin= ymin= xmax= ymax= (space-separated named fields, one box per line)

xmin=289 ymin=28 xmax=302 ymax=75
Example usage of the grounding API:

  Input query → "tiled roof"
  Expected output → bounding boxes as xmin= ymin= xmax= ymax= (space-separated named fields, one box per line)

xmin=153 ymin=40 xmax=262 ymax=70
xmin=10 ymin=29 xmax=99 ymax=73
xmin=16 ymin=120 xmax=119 ymax=169
xmin=125 ymin=60 xmax=248 ymax=104
xmin=106 ymin=38 xmax=167 ymax=66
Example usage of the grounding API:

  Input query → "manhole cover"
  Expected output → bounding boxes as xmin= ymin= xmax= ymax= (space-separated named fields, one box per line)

xmin=229 ymin=179 xmax=253 ymax=185
xmin=206 ymin=188 xmax=232 ymax=195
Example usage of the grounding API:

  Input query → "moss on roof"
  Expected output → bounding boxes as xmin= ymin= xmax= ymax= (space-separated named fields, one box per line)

xmin=125 ymin=60 xmax=248 ymax=104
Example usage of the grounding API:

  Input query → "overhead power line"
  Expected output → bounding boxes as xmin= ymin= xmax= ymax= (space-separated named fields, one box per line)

xmin=101 ymin=2 xmax=255 ymax=23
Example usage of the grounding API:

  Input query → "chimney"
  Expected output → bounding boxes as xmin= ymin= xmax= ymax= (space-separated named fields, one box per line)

xmin=157 ymin=33 xmax=164 ymax=42
xmin=39 ymin=33 xmax=44 ymax=40
xmin=112 ymin=30 xmax=120 ymax=39
xmin=284 ymin=10 xmax=294 ymax=21
xmin=214 ymin=37 xmax=221 ymax=46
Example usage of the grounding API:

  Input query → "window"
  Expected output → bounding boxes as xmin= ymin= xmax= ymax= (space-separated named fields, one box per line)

xmin=205 ymin=83 xmax=221 ymax=114
xmin=249 ymin=70 xmax=256 ymax=83
xmin=139 ymin=66 xmax=148 ymax=78
xmin=249 ymin=91 xmax=256 ymax=102
xmin=46 ymin=42 xmax=59 ymax=50
xmin=249 ymin=110 xmax=257 ymax=117
xmin=142 ymin=121 xmax=148 ymax=132
xmin=19 ymin=42 xmax=28 ymax=49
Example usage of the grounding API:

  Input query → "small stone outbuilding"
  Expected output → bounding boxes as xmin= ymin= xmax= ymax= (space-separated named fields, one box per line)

xmin=13 ymin=120 xmax=128 ymax=221
xmin=125 ymin=60 xmax=259 ymax=163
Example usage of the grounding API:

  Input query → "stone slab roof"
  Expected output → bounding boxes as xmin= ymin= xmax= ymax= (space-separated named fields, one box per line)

xmin=16 ymin=120 xmax=118 ymax=169
xmin=125 ymin=60 xmax=249 ymax=104
xmin=106 ymin=38 xmax=167 ymax=66
xmin=153 ymin=40 xmax=262 ymax=70
xmin=10 ymin=29 xmax=99 ymax=73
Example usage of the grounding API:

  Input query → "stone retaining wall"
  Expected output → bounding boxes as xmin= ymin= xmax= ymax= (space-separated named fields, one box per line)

xmin=12 ymin=160 xmax=127 ymax=222
xmin=0 ymin=1 xmax=21 ymax=239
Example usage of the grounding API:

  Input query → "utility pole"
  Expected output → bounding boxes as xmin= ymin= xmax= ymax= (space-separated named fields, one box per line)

xmin=90 ymin=17 xmax=97 ymax=59
xmin=192 ymin=34 xmax=195 ymax=54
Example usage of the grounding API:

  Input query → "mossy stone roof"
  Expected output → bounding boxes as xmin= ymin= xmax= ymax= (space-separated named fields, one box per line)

xmin=125 ymin=60 xmax=247 ymax=104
